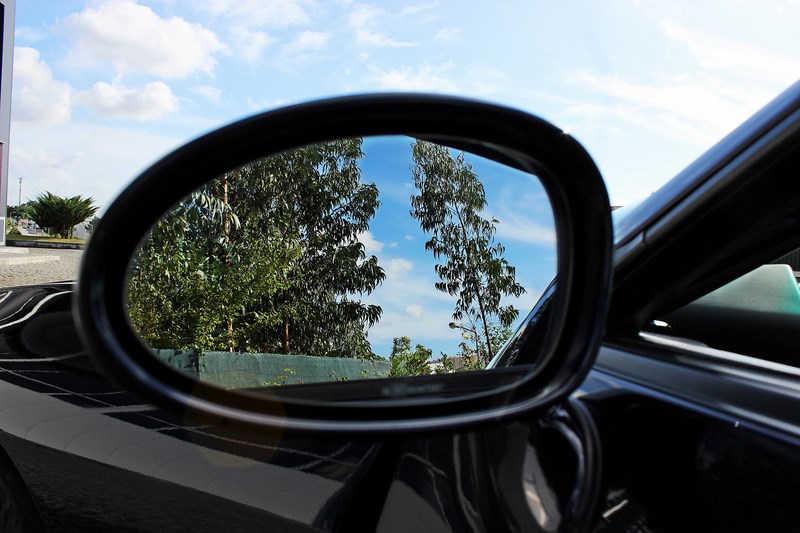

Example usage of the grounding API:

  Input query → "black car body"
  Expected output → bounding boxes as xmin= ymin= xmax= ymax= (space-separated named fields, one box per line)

xmin=1 ymin=81 xmax=800 ymax=532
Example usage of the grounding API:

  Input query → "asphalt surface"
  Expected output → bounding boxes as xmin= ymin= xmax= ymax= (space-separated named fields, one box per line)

xmin=0 ymin=248 xmax=83 ymax=287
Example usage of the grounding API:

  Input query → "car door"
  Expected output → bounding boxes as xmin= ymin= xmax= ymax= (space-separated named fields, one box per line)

xmin=580 ymin=79 xmax=800 ymax=531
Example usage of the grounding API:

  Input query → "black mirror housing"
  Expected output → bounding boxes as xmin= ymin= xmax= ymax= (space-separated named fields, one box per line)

xmin=76 ymin=94 xmax=612 ymax=434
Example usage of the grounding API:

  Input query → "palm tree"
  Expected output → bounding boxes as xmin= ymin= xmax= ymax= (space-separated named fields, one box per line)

xmin=28 ymin=192 xmax=99 ymax=239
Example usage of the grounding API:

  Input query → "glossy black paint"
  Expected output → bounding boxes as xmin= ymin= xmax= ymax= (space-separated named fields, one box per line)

xmin=0 ymin=285 xmax=605 ymax=531
xmin=584 ymin=361 xmax=800 ymax=532
xmin=4 ymin=282 xmax=800 ymax=531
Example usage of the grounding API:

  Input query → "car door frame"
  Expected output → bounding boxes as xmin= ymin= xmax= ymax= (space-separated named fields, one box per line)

xmin=591 ymin=80 xmax=800 ymax=450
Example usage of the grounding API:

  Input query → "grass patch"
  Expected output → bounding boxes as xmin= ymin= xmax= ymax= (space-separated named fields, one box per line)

xmin=5 ymin=234 xmax=86 ymax=244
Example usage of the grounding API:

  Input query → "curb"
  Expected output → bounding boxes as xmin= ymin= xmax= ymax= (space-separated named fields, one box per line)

xmin=4 ymin=240 xmax=86 ymax=250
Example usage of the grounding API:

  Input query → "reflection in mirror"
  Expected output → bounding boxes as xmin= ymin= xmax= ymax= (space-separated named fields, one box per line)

xmin=126 ymin=136 xmax=556 ymax=390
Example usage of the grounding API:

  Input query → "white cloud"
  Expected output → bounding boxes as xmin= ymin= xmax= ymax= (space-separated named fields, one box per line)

xmin=367 ymin=257 xmax=453 ymax=308
xmin=231 ymin=28 xmax=274 ymax=64
xmin=200 ymin=0 xmax=312 ymax=29
xmin=494 ymin=212 xmax=556 ymax=246
xmin=403 ymin=234 xmax=414 ymax=241
xmin=12 ymin=47 xmax=72 ymax=124
xmin=363 ymin=254 xmax=461 ymax=353
xmin=565 ymin=22 xmax=800 ymax=149
xmin=60 ymin=0 xmax=226 ymax=79
xmin=401 ymin=2 xmax=439 ymax=16
xmin=15 ymin=27 xmax=48 ymax=44
xmin=348 ymin=4 xmax=416 ymax=47
xmin=434 ymin=28 xmax=461 ymax=41
xmin=192 ymin=85 xmax=223 ymax=105
xmin=569 ymin=72 xmax=772 ymax=146
xmin=662 ymin=21 xmax=800 ymax=86
xmin=366 ymin=63 xmax=506 ymax=95
xmin=75 ymin=80 xmax=178 ymax=121
xmin=283 ymin=31 xmax=330 ymax=54
xmin=489 ymin=188 xmax=556 ymax=246
xmin=10 ymin=121 xmax=183 ymax=209
xmin=770 ymin=0 xmax=800 ymax=10
xmin=368 ymin=63 xmax=457 ymax=92
xmin=405 ymin=304 xmax=424 ymax=318
xmin=199 ymin=0 xmax=312 ymax=63
xmin=464 ymin=65 xmax=508 ymax=95
xmin=244 ymin=96 xmax=290 ymax=112
xmin=383 ymin=258 xmax=413 ymax=280
xmin=358 ymin=230 xmax=384 ymax=255
xmin=10 ymin=148 xmax=84 ymax=197
xmin=367 ymin=306 xmax=458 ymax=348
xmin=276 ymin=31 xmax=330 ymax=70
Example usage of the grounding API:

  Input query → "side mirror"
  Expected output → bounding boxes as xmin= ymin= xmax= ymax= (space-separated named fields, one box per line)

xmin=76 ymin=94 xmax=612 ymax=433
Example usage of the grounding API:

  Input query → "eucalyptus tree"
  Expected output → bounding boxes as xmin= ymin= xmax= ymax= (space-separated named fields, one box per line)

xmin=128 ymin=138 xmax=385 ymax=358
xmin=127 ymin=182 xmax=281 ymax=352
xmin=231 ymin=139 xmax=385 ymax=357
xmin=410 ymin=140 xmax=525 ymax=366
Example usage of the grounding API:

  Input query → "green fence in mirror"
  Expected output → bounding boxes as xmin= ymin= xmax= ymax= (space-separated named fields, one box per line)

xmin=154 ymin=349 xmax=390 ymax=389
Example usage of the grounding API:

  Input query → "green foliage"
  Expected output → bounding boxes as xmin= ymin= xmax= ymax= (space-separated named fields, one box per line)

xmin=6 ymin=202 xmax=33 ymax=221
xmin=389 ymin=336 xmax=433 ymax=376
xmin=84 ymin=216 xmax=100 ymax=234
xmin=28 ymin=193 xmax=99 ymax=239
xmin=410 ymin=140 xmax=525 ymax=365
xmin=128 ymin=139 xmax=385 ymax=358
xmin=451 ymin=319 xmax=515 ymax=371
xmin=127 ymin=194 xmax=286 ymax=352
xmin=435 ymin=353 xmax=456 ymax=374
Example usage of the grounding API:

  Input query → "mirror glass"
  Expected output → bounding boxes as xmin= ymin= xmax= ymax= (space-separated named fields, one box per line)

xmin=125 ymin=136 xmax=556 ymax=390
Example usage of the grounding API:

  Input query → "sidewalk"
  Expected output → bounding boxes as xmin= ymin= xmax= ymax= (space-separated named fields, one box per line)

xmin=0 ymin=246 xmax=61 ymax=266
xmin=0 ymin=247 xmax=82 ymax=287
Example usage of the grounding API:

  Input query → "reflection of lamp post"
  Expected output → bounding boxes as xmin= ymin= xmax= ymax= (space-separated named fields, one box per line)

xmin=448 ymin=321 xmax=476 ymax=334
xmin=448 ymin=322 xmax=481 ymax=362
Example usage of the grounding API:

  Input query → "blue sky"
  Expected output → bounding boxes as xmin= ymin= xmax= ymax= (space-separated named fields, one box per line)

xmin=8 ymin=0 xmax=800 ymax=356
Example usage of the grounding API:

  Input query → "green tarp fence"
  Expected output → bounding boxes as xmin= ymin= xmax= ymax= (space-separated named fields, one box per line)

xmin=154 ymin=349 xmax=390 ymax=390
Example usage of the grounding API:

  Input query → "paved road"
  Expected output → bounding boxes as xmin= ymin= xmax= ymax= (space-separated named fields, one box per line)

xmin=0 ymin=248 xmax=83 ymax=287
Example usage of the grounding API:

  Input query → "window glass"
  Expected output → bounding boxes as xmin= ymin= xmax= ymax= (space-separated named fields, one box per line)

xmin=650 ymin=249 xmax=800 ymax=367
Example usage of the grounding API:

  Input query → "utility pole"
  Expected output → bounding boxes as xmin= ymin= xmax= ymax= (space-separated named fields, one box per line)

xmin=18 ymin=176 xmax=21 ymax=206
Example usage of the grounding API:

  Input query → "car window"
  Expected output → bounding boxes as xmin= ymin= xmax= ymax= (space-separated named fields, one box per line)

xmin=647 ymin=249 xmax=800 ymax=367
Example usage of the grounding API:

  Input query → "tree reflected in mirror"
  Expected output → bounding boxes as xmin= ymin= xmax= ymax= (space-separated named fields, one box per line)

xmin=411 ymin=140 xmax=526 ymax=369
xmin=126 ymin=136 xmax=556 ymax=389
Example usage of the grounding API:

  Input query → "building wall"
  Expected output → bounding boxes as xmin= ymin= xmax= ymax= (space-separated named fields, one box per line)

xmin=0 ymin=1 xmax=15 ymax=245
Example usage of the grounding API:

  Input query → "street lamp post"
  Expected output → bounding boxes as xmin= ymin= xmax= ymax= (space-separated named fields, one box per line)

xmin=448 ymin=321 xmax=483 ymax=365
